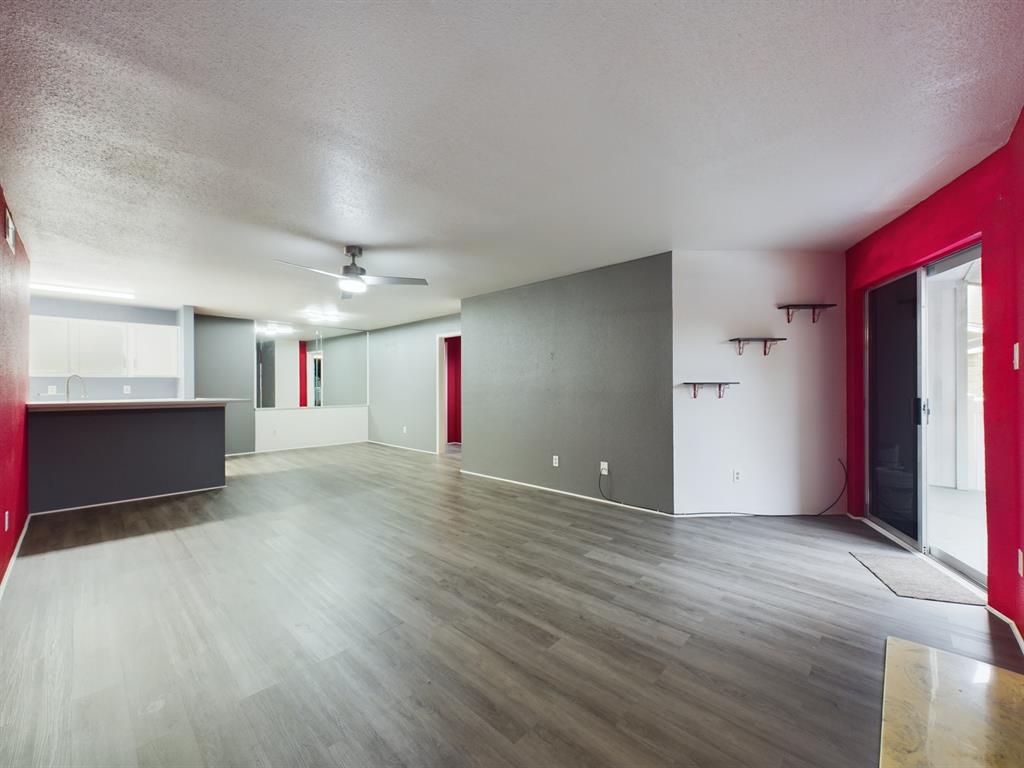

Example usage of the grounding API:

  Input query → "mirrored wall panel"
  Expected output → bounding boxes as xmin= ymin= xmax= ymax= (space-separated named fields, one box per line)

xmin=255 ymin=323 xmax=367 ymax=408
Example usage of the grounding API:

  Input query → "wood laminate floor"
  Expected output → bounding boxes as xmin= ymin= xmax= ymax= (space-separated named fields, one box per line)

xmin=1 ymin=443 xmax=1021 ymax=768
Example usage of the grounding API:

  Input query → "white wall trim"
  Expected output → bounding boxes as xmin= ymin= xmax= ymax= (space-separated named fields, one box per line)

xmin=254 ymin=404 xmax=368 ymax=452
xmin=27 ymin=485 xmax=226 ymax=517
xmin=986 ymin=605 xmax=1024 ymax=656
xmin=249 ymin=439 xmax=366 ymax=455
xmin=458 ymin=468 xmax=675 ymax=517
xmin=368 ymin=439 xmax=439 ymax=455
xmin=0 ymin=514 xmax=31 ymax=606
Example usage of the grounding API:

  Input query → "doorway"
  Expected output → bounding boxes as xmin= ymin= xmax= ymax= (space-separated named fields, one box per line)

xmin=865 ymin=244 xmax=986 ymax=586
xmin=436 ymin=333 xmax=461 ymax=455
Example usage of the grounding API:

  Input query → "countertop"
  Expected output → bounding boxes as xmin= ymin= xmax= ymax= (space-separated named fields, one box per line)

xmin=27 ymin=398 xmax=237 ymax=412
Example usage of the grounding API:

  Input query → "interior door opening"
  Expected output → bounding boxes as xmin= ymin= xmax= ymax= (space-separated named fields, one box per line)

xmin=436 ymin=333 xmax=461 ymax=456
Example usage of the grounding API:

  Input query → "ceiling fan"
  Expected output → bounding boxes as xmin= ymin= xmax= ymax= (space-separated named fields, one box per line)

xmin=275 ymin=245 xmax=428 ymax=298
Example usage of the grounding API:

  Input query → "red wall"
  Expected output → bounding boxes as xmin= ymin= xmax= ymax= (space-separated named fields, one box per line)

xmin=445 ymin=335 xmax=461 ymax=443
xmin=846 ymin=108 xmax=1024 ymax=630
xmin=298 ymin=340 xmax=308 ymax=407
xmin=0 ymin=185 xmax=30 ymax=584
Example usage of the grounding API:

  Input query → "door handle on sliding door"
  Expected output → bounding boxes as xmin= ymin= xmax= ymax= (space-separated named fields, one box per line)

xmin=913 ymin=397 xmax=930 ymax=425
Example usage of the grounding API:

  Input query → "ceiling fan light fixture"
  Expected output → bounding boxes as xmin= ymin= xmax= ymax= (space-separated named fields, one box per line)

xmin=338 ymin=276 xmax=368 ymax=294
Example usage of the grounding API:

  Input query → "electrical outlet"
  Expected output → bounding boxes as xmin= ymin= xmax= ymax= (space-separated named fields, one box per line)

xmin=123 ymin=384 xmax=132 ymax=395
xmin=402 ymin=425 xmax=408 ymax=434
xmin=599 ymin=461 xmax=609 ymax=476
xmin=1019 ymin=549 xmax=1023 ymax=578
xmin=552 ymin=455 xmax=559 ymax=467
xmin=47 ymin=385 xmax=57 ymax=395
xmin=4 ymin=510 xmax=8 ymax=533
xmin=732 ymin=469 xmax=742 ymax=483
xmin=1015 ymin=342 xmax=1020 ymax=371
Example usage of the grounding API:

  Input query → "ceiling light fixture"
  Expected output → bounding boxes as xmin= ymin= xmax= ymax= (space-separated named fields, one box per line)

xmin=30 ymin=282 xmax=135 ymax=301
xmin=256 ymin=324 xmax=294 ymax=336
xmin=337 ymin=276 xmax=368 ymax=294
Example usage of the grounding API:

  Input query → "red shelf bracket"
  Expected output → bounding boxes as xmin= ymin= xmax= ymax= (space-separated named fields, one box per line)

xmin=729 ymin=338 xmax=786 ymax=356
xmin=678 ymin=382 xmax=739 ymax=399
xmin=778 ymin=303 xmax=837 ymax=324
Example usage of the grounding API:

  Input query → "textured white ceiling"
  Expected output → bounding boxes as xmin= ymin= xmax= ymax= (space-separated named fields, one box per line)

xmin=1 ymin=1 xmax=1022 ymax=329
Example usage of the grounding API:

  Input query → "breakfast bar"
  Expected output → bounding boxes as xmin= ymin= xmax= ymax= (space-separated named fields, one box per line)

xmin=27 ymin=398 xmax=230 ymax=513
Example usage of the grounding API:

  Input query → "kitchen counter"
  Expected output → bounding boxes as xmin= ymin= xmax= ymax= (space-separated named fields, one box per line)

xmin=27 ymin=397 xmax=235 ymax=412
xmin=28 ymin=399 xmax=230 ymax=513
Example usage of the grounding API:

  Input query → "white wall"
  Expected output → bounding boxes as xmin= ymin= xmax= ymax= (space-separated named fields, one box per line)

xmin=673 ymin=251 xmax=846 ymax=515
xmin=254 ymin=406 xmax=368 ymax=452
xmin=274 ymin=338 xmax=300 ymax=408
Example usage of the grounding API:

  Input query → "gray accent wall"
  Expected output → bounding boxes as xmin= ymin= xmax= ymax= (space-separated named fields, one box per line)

xmin=323 ymin=332 xmax=367 ymax=405
xmin=194 ymin=314 xmax=255 ymax=454
xmin=368 ymin=315 xmax=460 ymax=451
xmin=462 ymin=252 xmax=674 ymax=512
xmin=178 ymin=305 xmax=196 ymax=399
xmin=256 ymin=340 xmax=276 ymax=408
xmin=31 ymin=296 xmax=178 ymax=325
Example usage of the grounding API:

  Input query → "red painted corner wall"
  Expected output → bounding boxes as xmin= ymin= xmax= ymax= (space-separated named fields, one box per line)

xmin=445 ymin=335 xmax=461 ymax=443
xmin=0 ymin=185 xmax=30 ymax=584
xmin=846 ymin=107 xmax=1024 ymax=631
xmin=298 ymin=340 xmax=308 ymax=407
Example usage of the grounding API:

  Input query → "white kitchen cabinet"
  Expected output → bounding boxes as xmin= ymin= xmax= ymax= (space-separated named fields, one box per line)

xmin=129 ymin=323 xmax=179 ymax=377
xmin=70 ymin=319 xmax=129 ymax=375
xmin=28 ymin=316 xmax=181 ymax=378
xmin=29 ymin=316 xmax=71 ymax=375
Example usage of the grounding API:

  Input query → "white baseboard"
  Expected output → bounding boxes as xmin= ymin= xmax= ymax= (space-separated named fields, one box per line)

xmin=458 ymin=468 xmax=675 ymax=517
xmin=986 ymin=605 xmax=1024 ymax=656
xmin=368 ymin=440 xmax=438 ymax=455
xmin=249 ymin=439 xmax=366 ymax=455
xmin=29 ymin=485 xmax=226 ymax=516
xmin=0 ymin=514 xmax=31 ymax=606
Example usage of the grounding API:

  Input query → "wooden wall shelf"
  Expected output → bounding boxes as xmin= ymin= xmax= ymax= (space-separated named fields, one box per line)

xmin=778 ymin=303 xmax=836 ymax=323
xmin=728 ymin=337 xmax=786 ymax=356
xmin=676 ymin=381 xmax=739 ymax=399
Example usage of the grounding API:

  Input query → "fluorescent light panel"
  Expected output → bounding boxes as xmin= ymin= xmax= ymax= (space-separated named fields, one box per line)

xmin=31 ymin=282 xmax=135 ymax=301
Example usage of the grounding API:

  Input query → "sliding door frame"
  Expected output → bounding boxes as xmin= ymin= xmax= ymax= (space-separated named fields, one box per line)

xmin=863 ymin=268 xmax=927 ymax=551
xmin=921 ymin=243 xmax=986 ymax=587
xmin=863 ymin=239 xmax=986 ymax=583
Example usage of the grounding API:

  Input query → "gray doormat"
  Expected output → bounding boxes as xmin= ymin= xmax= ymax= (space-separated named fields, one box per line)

xmin=850 ymin=552 xmax=985 ymax=605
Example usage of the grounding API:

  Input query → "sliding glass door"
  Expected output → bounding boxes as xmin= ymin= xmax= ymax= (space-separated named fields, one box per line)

xmin=924 ymin=246 xmax=986 ymax=584
xmin=865 ymin=244 xmax=986 ymax=585
xmin=867 ymin=272 xmax=922 ymax=544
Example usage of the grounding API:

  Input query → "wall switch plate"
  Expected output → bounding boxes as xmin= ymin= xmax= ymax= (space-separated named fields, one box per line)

xmin=123 ymin=384 xmax=132 ymax=394
xmin=403 ymin=425 xmax=408 ymax=434
xmin=1019 ymin=549 xmax=1023 ymax=578
xmin=552 ymin=455 xmax=559 ymax=467
xmin=4 ymin=510 xmax=8 ymax=533
xmin=47 ymin=385 xmax=57 ymax=395
xmin=599 ymin=461 xmax=609 ymax=476
xmin=732 ymin=469 xmax=742 ymax=483
xmin=1015 ymin=342 xmax=1020 ymax=371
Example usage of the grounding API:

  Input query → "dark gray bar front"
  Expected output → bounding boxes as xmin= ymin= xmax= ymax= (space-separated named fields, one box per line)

xmin=28 ymin=406 xmax=226 ymax=513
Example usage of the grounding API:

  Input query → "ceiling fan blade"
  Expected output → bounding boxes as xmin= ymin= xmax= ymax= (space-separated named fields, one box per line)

xmin=274 ymin=259 xmax=343 ymax=280
xmin=362 ymin=275 xmax=429 ymax=286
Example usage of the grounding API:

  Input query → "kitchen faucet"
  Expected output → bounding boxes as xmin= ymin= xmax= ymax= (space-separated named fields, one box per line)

xmin=65 ymin=374 xmax=88 ymax=401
